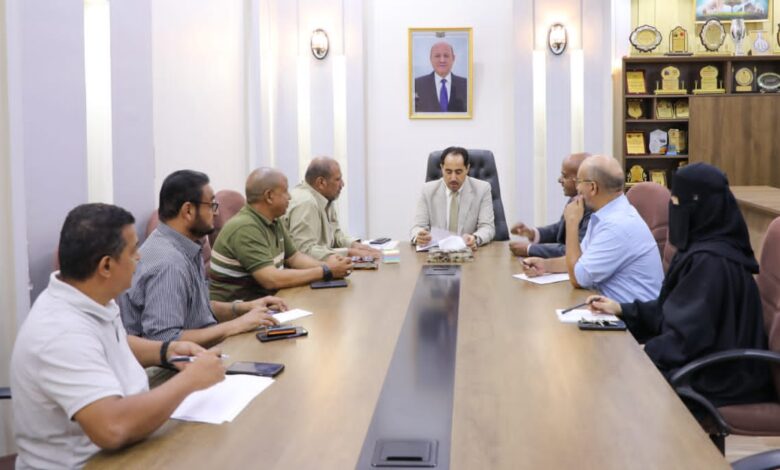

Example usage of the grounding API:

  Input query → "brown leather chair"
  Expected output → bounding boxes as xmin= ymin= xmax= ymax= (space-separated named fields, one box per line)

xmin=671 ymin=216 xmax=780 ymax=454
xmin=145 ymin=210 xmax=212 ymax=270
xmin=209 ymin=190 xmax=245 ymax=246
xmin=626 ymin=182 xmax=671 ymax=265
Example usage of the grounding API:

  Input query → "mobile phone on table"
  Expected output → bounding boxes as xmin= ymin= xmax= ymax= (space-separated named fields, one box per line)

xmin=225 ymin=361 xmax=284 ymax=377
xmin=310 ymin=279 xmax=348 ymax=289
xmin=256 ymin=326 xmax=308 ymax=342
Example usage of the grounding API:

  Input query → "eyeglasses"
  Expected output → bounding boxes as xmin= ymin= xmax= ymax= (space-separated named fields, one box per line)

xmin=575 ymin=178 xmax=596 ymax=187
xmin=192 ymin=200 xmax=219 ymax=212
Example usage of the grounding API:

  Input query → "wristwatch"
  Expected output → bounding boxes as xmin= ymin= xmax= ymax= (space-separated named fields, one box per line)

xmin=321 ymin=264 xmax=333 ymax=281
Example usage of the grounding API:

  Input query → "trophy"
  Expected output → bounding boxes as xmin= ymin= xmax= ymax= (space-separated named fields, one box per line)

xmin=627 ymin=99 xmax=644 ymax=119
xmin=654 ymin=66 xmax=686 ymax=95
xmin=626 ymin=165 xmax=648 ymax=187
xmin=700 ymin=19 xmax=726 ymax=52
xmin=666 ymin=27 xmax=692 ymax=56
xmin=667 ymin=128 xmax=687 ymax=154
xmin=648 ymin=129 xmax=668 ymax=155
xmin=674 ymin=99 xmax=689 ymax=118
xmin=753 ymin=31 xmax=770 ymax=55
xmin=730 ymin=19 xmax=747 ymax=56
xmin=656 ymin=99 xmax=674 ymax=119
xmin=693 ymin=65 xmax=725 ymax=94
xmin=735 ymin=67 xmax=756 ymax=92
xmin=650 ymin=170 xmax=667 ymax=187
xmin=757 ymin=73 xmax=780 ymax=93
xmin=626 ymin=132 xmax=646 ymax=155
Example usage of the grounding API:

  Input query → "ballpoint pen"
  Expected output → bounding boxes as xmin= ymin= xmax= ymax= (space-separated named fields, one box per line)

xmin=560 ymin=299 xmax=595 ymax=314
xmin=169 ymin=354 xmax=230 ymax=363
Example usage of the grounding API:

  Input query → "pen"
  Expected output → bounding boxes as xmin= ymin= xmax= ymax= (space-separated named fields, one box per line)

xmin=561 ymin=300 xmax=594 ymax=315
xmin=169 ymin=354 xmax=230 ymax=363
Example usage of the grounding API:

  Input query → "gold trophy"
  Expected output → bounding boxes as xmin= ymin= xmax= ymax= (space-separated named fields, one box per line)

xmin=734 ymin=67 xmax=755 ymax=93
xmin=626 ymin=165 xmax=649 ymax=188
xmin=654 ymin=66 xmax=686 ymax=95
xmin=693 ymin=65 xmax=725 ymax=94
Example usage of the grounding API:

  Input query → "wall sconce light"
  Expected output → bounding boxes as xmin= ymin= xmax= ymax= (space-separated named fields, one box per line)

xmin=310 ymin=29 xmax=330 ymax=60
xmin=548 ymin=23 xmax=567 ymax=55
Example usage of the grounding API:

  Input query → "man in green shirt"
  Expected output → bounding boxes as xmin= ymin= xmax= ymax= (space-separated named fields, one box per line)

xmin=209 ymin=168 xmax=353 ymax=302
xmin=284 ymin=157 xmax=380 ymax=260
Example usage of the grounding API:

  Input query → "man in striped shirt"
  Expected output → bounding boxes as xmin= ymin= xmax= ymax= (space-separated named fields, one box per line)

xmin=119 ymin=170 xmax=285 ymax=347
xmin=209 ymin=167 xmax=353 ymax=302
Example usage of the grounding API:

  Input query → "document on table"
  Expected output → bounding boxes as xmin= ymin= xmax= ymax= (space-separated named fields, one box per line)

xmin=512 ymin=272 xmax=570 ymax=285
xmin=416 ymin=227 xmax=455 ymax=251
xmin=171 ymin=375 xmax=274 ymax=424
xmin=554 ymin=308 xmax=620 ymax=324
xmin=272 ymin=308 xmax=313 ymax=324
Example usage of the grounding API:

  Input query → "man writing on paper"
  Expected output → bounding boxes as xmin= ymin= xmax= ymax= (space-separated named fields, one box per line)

xmin=522 ymin=155 xmax=663 ymax=303
xmin=509 ymin=153 xmax=593 ymax=258
xmin=410 ymin=146 xmax=495 ymax=250
xmin=120 ymin=170 xmax=285 ymax=348
xmin=11 ymin=203 xmax=225 ymax=469
xmin=414 ymin=41 xmax=467 ymax=113
xmin=209 ymin=167 xmax=353 ymax=302
xmin=283 ymin=157 xmax=380 ymax=260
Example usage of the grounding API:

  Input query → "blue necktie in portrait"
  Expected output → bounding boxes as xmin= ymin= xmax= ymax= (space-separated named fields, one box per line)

xmin=439 ymin=78 xmax=448 ymax=112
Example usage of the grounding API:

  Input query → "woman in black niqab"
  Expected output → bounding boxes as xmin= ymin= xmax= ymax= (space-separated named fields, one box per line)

xmin=590 ymin=163 xmax=773 ymax=406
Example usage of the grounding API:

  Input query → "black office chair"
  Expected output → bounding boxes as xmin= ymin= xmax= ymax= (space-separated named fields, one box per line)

xmin=732 ymin=449 xmax=780 ymax=470
xmin=425 ymin=149 xmax=509 ymax=241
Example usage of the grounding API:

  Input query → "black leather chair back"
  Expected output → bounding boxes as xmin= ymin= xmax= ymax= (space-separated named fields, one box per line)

xmin=426 ymin=149 xmax=509 ymax=241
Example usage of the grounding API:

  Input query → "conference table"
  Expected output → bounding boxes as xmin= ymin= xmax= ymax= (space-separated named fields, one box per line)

xmin=88 ymin=243 xmax=728 ymax=469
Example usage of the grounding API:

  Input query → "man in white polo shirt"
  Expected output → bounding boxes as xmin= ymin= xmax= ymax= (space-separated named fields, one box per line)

xmin=11 ymin=203 xmax=225 ymax=469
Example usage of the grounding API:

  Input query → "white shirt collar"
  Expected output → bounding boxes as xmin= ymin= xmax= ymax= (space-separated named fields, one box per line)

xmin=47 ymin=271 xmax=120 ymax=323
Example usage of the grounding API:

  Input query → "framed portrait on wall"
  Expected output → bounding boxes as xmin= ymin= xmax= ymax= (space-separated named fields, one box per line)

xmin=408 ymin=27 xmax=473 ymax=119
xmin=694 ymin=0 xmax=769 ymax=22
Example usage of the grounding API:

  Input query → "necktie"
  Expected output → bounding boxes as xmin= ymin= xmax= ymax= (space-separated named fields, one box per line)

xmin=448 ymin=191 xmax=459 ymax=233
xmin=439 ymin=79 xmax=449 ymax=112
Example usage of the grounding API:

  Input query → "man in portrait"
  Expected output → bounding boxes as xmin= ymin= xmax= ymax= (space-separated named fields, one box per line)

xmin=414 ymin=41 xmax=467 ymax=113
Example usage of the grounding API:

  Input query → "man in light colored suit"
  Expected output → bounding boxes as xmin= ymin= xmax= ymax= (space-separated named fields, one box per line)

xmin=410 ymin=146 xmax=495 ymax=250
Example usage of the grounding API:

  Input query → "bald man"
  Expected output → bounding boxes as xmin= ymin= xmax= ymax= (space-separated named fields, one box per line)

xmin=523 ymin=155 xmax=663 ymax=303
xmin=414 ymin=41 xmax=467 ymax=113
xmin=510 ymin=153 xmax=592 ymax=258
xmin=209 ymin=168 xmax=353 ymax=302
xmin=283 ymin=157 xmax=380 ymax=260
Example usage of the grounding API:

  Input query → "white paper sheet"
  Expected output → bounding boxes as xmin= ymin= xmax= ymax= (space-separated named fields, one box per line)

xmin=272 ymin=308 xmax=313 ymax=324
xmin=415 ymin=227 xmax=455 ymax=251
xmin=554 ymin=308 xmax=620 ymax=324
xmin=512 ymin=272 xmax=570 ymax=285
xmin=171 ymin=375 xmax=274 ymax=424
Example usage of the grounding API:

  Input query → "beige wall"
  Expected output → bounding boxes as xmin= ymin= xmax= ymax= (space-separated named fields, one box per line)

xmin=631 ymin=0 xmax=780 ymax=54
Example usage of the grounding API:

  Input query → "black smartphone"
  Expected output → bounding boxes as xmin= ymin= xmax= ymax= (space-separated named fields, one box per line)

xmin=310 ymin=279 xmax=348 ymax=289
xmin=257 ymin=326 xmax=308 ymax=342
xmin=369 ymin=237 xmax=391 ymax=245
xmin=225 ymin=361 xmax=284 ymax=377
xmin=577 ymin=319 xmax=627 ymax=331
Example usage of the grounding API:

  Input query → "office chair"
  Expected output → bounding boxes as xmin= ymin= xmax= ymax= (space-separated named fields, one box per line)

xmin=425 ymin=149 xmax=509 ymax=241
xmin=209 ymin=190 xmax=245 ymax=246
xmin=145 ymin=210 xmax=212 ymax=270
xmin=626 ymin=182 xmax=671 ymax=266
xmin=670 ymin=217 xmax=780 ymax=455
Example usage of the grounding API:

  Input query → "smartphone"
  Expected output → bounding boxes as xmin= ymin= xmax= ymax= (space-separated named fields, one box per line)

xmin=225 ymin=361 xmax=284 ymax=377
xmin=257 ymin=326 xmax=309 ymax=342
xmin=310 ymin=279 xmax=348 ymax=289
xmin=369 ymin=237 xmax=391 ymax=245
xmin=577 ymin=319 xmax=627 ymax=331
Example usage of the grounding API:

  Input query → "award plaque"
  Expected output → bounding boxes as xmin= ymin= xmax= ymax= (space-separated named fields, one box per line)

xmin=626 ymin=132 xmax=646 ymax=155
xmin=627 ymin=99 xmax=644 ymax=119
xmin=735 ymin=67 xmax=755 ymax=92
xmin=700 ymin=19 xmax=726 ymax=52
xmin=654 ymin=66 xmax=686 ymax=95
xmin=656 ymin=99 xmax=674 ymax=119
xmin=626 ymin=70 xmax=647 ymax=94
xmin=626 ymin=165 xmax=648 ymax=186
xmin=666 ymin=26 xmax=692 ymax=56
xmin=630 ymin=25 xmax=662 ymax=53
xmin=757 ymin=73 xmax=780 ymax=93
xmin=693 ymin=65 xmax=725 ymax=94
xmin=650 ymin=170 xmax=667 ymax=187
xmin=674 ymin=99 xmax=689 ymax=118
xmin=648 ymin=129 xmax=668 ymax=155
xmin=752 ymin=31 xmax=770 ymax=55
xmin=667 ymin=128 xmax=687 ymax=154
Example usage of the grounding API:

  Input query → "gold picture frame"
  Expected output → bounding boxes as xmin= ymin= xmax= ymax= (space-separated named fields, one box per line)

xmin=409 ymin=28 xmax=473 ymax=119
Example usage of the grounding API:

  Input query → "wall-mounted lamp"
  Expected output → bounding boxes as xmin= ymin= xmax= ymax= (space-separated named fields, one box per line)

xmin=310 ymin=29 xmax=330 ymax=60
xmin=548 ymin=23 xmax=568 ymax=55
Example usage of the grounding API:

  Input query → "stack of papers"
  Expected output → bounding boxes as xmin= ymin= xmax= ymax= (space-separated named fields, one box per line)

xmin=554 ymin=308 xmax=620 ymax=324
xmin=171 ymin=375 xmax=274 ymax=424
xmin=272 ymin=308 xmax=313 ymax=324
xmin=383 ymin=249 xmax=401 ymax=263
xmin=512 ymin=273 xmax=570 ymax=285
